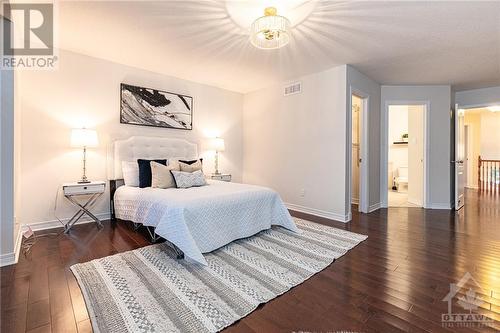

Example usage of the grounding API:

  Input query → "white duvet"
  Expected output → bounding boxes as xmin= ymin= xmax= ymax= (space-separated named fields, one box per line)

xmin=114 ymin=180 xmax=299 ymax=265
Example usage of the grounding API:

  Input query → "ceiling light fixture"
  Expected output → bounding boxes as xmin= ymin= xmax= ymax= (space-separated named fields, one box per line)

xmin=250 ymin=7 xmax=291 ymax=50
xmin=487 ymin=105 xmax=500 ymax=112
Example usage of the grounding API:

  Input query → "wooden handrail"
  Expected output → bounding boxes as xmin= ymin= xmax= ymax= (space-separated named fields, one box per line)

xmin=478 ymin=156 xmax=500 ymax=192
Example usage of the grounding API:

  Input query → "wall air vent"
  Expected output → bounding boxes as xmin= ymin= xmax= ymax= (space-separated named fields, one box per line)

xmin=284 ymin=82 xmax=302 ymax=96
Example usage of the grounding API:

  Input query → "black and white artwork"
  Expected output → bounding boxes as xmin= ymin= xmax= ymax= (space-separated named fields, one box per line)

xmin=120 ymin=83 xmax=193 ymax=130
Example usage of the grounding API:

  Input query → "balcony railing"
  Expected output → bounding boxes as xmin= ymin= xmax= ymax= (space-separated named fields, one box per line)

xmin=478 ymin=156 xmax=500 ymax=192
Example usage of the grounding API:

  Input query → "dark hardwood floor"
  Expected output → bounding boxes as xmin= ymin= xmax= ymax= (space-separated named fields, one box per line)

xmin=1 ymin=189 xmax=499 ymax=333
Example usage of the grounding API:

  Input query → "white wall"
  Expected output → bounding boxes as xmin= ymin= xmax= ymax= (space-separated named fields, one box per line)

xmin=388 ymin=105 xmax=408 ymax=187
xmin=480 ymin=112 xmax=500 ymax=160
xmin=17 ymin=49 xmax=244 ymax=226
xmin=464 ymin=112 xmax=481 ymax=188
xmin=346 ymin=65 xmax=381 ymax=211
xmin=407 ymin=105 xmax=425 ymax=206
xmin=243 ymin=65 xmax=350 ymax=221
xmin=381 ymin=85 xmax=452 ymax=208
xmin=456 ymin=86 xmax=500 ymax=108
xmin=0 ymin=68 xmax=15 ymax=263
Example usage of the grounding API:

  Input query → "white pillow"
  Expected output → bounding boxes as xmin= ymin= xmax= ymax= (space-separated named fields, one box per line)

xmin=122 ymin=161 xmax=139 ymax=187
xmin=171 ymin=170 xmax=207 ymax=188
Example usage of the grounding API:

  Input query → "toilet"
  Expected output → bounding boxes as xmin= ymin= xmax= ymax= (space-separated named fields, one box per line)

xmin=396 ymin=166 xmax=408 ymax=192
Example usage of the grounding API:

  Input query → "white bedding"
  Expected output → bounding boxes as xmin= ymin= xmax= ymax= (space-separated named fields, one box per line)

xmin=114 ymin=180 xmax=299 ymax=264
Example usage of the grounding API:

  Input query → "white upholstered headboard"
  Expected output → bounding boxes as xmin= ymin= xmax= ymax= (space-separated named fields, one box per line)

xmin=112 ymin=136 xmax=198 ymax=179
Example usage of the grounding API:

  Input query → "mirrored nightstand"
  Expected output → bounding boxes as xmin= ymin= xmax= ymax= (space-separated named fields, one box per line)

xmin=210 ymin=174 xmax=231 ymax=182
xmin=62 ymin=181 xmax=105 ymax=233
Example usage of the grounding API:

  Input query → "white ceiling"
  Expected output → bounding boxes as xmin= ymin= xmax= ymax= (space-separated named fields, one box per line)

xmin=59 ymin=1 xmax=500 ymax=93
xmin=465 ymin=107 xmax=499 ymax=114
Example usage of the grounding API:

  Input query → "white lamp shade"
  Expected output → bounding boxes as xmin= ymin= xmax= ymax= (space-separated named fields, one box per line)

xmin=208 ymin=137 xmax=225 ymax=152
xmin=71 ymin=128 xmax=98 ymax=148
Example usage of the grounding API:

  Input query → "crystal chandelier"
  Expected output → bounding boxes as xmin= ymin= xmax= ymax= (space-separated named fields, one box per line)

xmin=250 ymin=7 xmax=291 ymax=50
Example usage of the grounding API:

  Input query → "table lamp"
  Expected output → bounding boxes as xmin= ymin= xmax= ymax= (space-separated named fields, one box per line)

xmin=208 ymin=137 xmax=225 ymax=175
xmin=71 ymin=128 xmax=98 ymax=183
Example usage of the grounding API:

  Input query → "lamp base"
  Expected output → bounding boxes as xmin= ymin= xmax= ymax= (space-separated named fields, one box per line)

xmin=78 ymin=174 xmax=91 ymax=184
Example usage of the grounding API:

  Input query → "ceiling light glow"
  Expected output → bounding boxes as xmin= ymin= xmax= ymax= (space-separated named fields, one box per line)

xmin=226 ymin=0 xmax=316 ymax=30
xmin=250 ymin=7 xmax=290 ymax=49
xmin=487 ymin=106 xmax=500 ymax=112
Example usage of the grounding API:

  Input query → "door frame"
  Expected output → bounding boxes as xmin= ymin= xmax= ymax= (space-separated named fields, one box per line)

xmin=381 ymin=100 xmax=430 ymax=208
xmin=454 ymin=105 xmax=465 ymax=210
xmin=455 ymin=101 xmax=500 ymax=205
xmin=347 ymin=87 xmax=369 ymax=216
xmin=464 ymin=124 xmax=471 ymax=188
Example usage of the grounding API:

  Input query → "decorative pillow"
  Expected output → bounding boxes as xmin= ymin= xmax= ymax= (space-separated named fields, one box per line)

xmin=151 ymin=161 xmax=180 ymax=189
xmin=138 ymin=159 xmax=167 ymax=188
xmin=170 ymin=170 xmax=207 ymax=188
xmin=179 ymin=159 xmax=203 ymax=173
xmin=122 ymin=161 xmax=139 ymax=187
xmin=178 ymin=158 xmax=203 ymax=165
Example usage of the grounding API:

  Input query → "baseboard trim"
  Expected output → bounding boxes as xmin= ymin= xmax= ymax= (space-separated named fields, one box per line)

xmin=27 ymin=212 xmax=111 ymax=232
xmin=1 ymin=213 xmax=111 ymax=267
xmin=0 ymin=225 xmax=23 ymax=267
xmin=368 ymin=202 xmax=381 ymax=213
xmin=425 ymin=203 xmax=452 ymax=210
xmin=14 ymin=227 xmax=22 ymax=264
xmin=0 ymin=252 xmax=16 ymax=267
xmin=285 ymin=203 xmax=350 ymax=223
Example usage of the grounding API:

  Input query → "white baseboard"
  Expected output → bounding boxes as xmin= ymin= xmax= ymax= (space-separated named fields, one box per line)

xmin=465 ymin=185 xmax=479 ymax=189
xmin=0 ymin=252 xmax=16 ymax=267
xmin=286 ymin=203 xmax=351 ymax=223
xmin=27 ymin=212 xmax=110 ymax=232
xmin=368 ymin=202 xmax=381 ymax=213
xmin=0 ymin=228 xmax=22 ymax=267
xmin=14 ymin=227 xmax=22 ymax=264
xmin=1 ymin=212 xmax=110 ymax=267
xmin=425 ymin=203 xmax=452 ymax=210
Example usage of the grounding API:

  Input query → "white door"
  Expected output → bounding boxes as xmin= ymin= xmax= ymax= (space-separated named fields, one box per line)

xmin=455 ymin=106 xmax=465 ymax=210
xmin=408 ymin=106 xmax=424 ymax=206
xmin=351 ymin=97 xmax=360 ymax=205
xmin=464 ymin=125 xmax=469 ymax=187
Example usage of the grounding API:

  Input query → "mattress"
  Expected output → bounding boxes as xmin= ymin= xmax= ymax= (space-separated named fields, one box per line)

xmin=114 ymin=180 xmax=299 ymax=264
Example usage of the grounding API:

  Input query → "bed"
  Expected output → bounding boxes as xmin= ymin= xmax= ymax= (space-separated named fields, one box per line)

xmin=109 ymin=136 xmax=298 ymax=265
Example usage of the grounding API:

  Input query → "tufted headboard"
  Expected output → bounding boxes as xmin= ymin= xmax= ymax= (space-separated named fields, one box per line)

xmin=112 ymin=136 xmax=198 ymax=180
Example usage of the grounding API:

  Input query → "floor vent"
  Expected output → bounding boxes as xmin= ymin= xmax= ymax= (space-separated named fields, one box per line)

xmin=284 ymin=82 xmax=302 ymax=96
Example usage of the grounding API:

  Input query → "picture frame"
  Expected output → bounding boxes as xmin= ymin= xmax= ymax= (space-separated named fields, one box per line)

xmin=120 ymin=83 xmax=193 ymax=130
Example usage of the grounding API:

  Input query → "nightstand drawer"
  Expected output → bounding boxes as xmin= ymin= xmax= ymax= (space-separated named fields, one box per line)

xmin=211 ymin=174 xmax=231 ymax=182
xmin=63 ymin=183 xmax=105 ymax=195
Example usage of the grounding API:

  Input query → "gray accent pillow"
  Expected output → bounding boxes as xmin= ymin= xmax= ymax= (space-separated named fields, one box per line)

xmin=151 ymin=161 xmax=180 ymax=189
xmin=170 ymin=170 xmax=207 ymax=188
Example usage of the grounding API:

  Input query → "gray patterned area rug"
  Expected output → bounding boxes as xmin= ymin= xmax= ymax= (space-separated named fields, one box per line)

xmin=71 ymin=218 xmax=367 ymax=333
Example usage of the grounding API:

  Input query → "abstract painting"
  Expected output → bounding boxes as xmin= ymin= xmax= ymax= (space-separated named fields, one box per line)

xmin=120 ymin=83 xmax=193 ymax=130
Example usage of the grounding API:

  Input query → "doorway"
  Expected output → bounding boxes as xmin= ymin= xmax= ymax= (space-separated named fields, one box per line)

xmin=460 ymin=106 xmax=500 ymax=197
xmin=386 ymin=104 xmax=426 ymax=207
xmin=351 ymin=95 xmax=362 ymax=207
xmin=349 ymin=92 xmax=368 ymax=215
